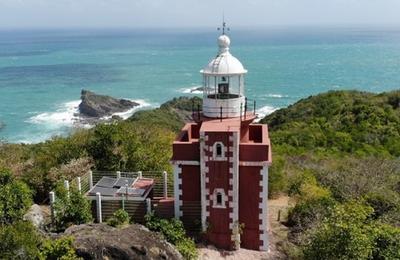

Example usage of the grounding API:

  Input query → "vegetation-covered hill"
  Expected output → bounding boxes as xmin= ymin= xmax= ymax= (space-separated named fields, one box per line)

xmin=128 ymin=96 xmax=202 ymax=132
xmin=261 ymin=90 xmax=400 ymax=156
xmin=261 ymin=90 xmax=400 ymax=259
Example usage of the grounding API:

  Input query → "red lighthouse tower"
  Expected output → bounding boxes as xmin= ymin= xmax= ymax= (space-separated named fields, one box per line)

xmin=171 ymin=25 xmax=272 ymax=251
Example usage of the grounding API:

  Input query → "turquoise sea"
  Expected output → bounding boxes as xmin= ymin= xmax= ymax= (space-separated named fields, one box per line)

xmin=1 ymin=27 xmax=400 ymax=143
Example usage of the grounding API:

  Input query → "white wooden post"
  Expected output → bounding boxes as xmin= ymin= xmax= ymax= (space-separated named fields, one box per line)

xmin=49 ymin=191 xmax=55 ymax=222
xmin=89 ymin=170 xmax=93 ymax=189
xmin=77 ymin=177 xmax=81 ymax=193
xmin=163 ymin=171 xmax=168 ymax=198
xmin=64 ymin=180 xmax=70 ymax=198
xmin=146 ymin=198 xmax=152 ymax=214
xmin=96 ymin=192 xmax=102 ymax=223
xmin=138 ymin=171 xmax=143 ymax=179
xmin=117 ymin=171 xmax=121 ymax=179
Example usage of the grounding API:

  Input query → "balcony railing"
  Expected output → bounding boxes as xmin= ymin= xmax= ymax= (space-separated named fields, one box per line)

xmin=192 ymin=97 xmax=257 ymax=121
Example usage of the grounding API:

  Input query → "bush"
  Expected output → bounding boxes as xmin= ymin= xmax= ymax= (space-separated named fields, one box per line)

xmin=87 ymin=122 xmax=175 ymax=172
xmin=303 ymin=201 xmax=376 ymax=260
xmin=53 ymin=184 xmax=92 ymax=231
xmin=0 ymin=169 xmax=32 ymax=225
xmin=40 ymin=236 xmax=80 ymax=260
xmin=372 ymin=224 xmax=400 ymax=260
xmin=268 ymin=155 xmax=286 ymax=198
xmin=0 ymin=221 xmax=42 ymax=259
xmin=145 ymin=213 xmax=197 ymax=260
xmin=287 ymin=178 xmax=335 ymax=244
xmin=107 ymin=209 xmax=130 ymax=227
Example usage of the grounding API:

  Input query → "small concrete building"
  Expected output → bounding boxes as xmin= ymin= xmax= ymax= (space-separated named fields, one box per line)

xmin=171 ymin=27 xmax=272 ymax=251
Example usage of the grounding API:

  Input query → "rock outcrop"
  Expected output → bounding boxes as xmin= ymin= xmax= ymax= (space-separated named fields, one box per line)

xmin=160 ymin=96 xmax=203 ymax=123
xmin=78 ymin=90 xmax=139 ymax=118
xmin=23 ymin=204 xmax=45 ymax=229
xmin=64 ymin=224 xmax=183 ymax=260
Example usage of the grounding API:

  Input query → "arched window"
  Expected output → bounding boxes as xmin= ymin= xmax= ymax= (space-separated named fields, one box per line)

xmin=212 ymin=188 xmax=226 ymax=208
xmin=216 ymin=192 xmax=223 ymax=205
xmin=212 ymin=142 xmax=226 ymax=161
xmin=216 ymin=143 xmax=222 ymax=157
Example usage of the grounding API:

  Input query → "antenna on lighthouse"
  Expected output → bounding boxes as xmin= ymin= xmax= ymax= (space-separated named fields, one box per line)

xmin=217 ymin=14 xmax=230 ymax=35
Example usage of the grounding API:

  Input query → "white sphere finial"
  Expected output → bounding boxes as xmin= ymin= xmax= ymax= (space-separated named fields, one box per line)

xmin=218 ymin=35 xmax=230 ymax=53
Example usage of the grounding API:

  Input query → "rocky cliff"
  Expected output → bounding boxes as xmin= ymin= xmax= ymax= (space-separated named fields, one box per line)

xmin=79 ymin=90 xmax=139 ymax=118
xmin=64 ymin=224 xmax=183 ymax=260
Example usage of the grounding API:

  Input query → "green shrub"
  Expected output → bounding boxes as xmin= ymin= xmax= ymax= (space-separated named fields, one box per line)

xmin=0 ymin=221 xmax=42 ymax=259
xmin=107 ymin=209 xmax=130 ymax=227
xmin=268 ymin=155 xmax=287 ymax=198
xmin=372 ymin=224 xmax=400 ymax=260
xmin=287 ymin=192 xmax=335 ymax=243
xmin=365 ymin=190 xmax=400 ymax=220
xmin=303 ymin=201 xmax=376 ymax=260
xmin=40 ymin=236 xmax=81 ymax=260
xmin=145 ymin=213 xmax=197 ymax=260
xmin=53 ymin=185 xmax=92 ymax=231
xmin=0 ymin=169 xmax=32 ymax=225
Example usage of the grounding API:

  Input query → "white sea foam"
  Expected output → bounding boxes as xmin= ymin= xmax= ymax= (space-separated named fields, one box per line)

xmin=28 ymin=99 xmax=152 ymax=129
xmin=256 ymin=105 xmax=278 ymax=122
xmin=180 ymin=85 xmax=203 ymax=94
xmin=263 ymin=93 xmax=289 ymax=98
xmin=28 ymin=100 xmax=81 ymax=128
xmin=102 ymin=99 xmax=152 ymax=120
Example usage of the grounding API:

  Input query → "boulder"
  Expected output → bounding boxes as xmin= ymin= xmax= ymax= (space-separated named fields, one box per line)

xmin=190 ymin=86 xmax=204 ymax=93
xmin=23 ymin=204 xmax=45 ymax=229
xmin=64 ymin=223 xmax=183 ymax=260
xmin=79 ymin=90 xmax=139 ymax=118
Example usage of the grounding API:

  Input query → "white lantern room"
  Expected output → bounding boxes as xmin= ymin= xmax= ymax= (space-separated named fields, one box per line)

xmin=200 ymin=33 xmax=248 ymax=118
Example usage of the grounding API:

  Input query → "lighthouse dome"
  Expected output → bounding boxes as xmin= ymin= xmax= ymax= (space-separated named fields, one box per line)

xmin=201 ymin=35 xmax=247 ymax=75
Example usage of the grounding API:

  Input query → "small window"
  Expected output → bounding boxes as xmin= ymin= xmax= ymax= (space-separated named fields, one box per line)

xmin=216 ymin=143 xmax=222 ymax=157
xmin=212 ymin=142 xmax=226 ymax=161
xmin=218 ymin=83 xmax=229 ymax=94
xmin=216 ymin=192 xmax=223 ymax=205
xmin=212 ymin=188 xmax=226 ymax=208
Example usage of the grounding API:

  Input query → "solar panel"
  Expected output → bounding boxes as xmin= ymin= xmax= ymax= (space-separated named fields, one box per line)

xmin=113 ymin=177 xmax=136 ymax=188
xmin=117 ymin=187 xmax=146 ymax=197
xmin=88 ymin=186 xmax=119 ymax=197
xmin=96 ymin=177 xmax=117 ymax=188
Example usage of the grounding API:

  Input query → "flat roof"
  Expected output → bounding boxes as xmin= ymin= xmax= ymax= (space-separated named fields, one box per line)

xmin=87 ymin=176 xmax=153 ymax=199
xmin=200 ymin=117 xmax=242 ymax=132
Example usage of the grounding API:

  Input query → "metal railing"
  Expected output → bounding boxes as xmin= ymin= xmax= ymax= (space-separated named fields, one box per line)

xmin=192 ymin=97 xmax=257 ymax=121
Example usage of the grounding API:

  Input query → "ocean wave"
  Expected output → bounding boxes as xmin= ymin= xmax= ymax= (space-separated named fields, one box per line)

xmin=28 ymin=99 xmax=152 ymax=129
xmin=101 ymin=99 xmax=152 ymax=120
xmin=180 ymin=85 xmax=203 ymax=94
xmin=256 ymin=105 xmax=278 ymax=121
xmin=262 ymin=93 xmax=289 ymax=99
xmin=28 ymin=100 xmax=81 ymax=128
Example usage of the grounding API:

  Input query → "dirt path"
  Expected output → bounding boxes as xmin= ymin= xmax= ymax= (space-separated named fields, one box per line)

xmin=198 ymin=195 xmax=291 ymax=260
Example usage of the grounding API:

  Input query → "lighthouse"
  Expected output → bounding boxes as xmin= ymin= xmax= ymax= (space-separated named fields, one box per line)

xmin=171 ymin=23 xmax=272 ymax=251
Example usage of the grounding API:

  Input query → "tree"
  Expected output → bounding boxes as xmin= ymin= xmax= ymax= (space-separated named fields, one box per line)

xmin=0 ymin=221 xmax=42 ymax=260
xmin=304 ymin=201 xmax=376 ymax=260
xmin=0 ymin=169 xmax=32 ymax=225
xmin=145 ymin=213 xmax=198 ymax=260
xmin=373 ymin=224 xmax=400 ymax=260
xmin=53 ymin=185 xmax=92 ymax=231
xmin=40 ymin=237 xmax=81 ymax=260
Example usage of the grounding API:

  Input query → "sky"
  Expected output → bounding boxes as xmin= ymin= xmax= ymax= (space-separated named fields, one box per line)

xmin=1 ymin=0 xmax=400 ymax=29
